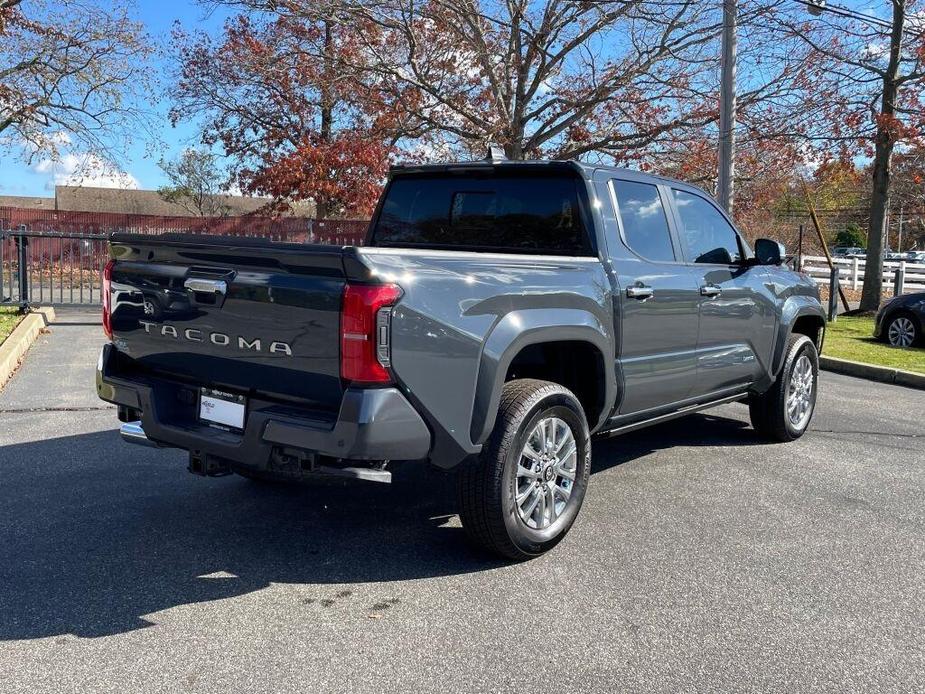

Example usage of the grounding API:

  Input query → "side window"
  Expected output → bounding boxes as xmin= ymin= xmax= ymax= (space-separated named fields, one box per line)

xmin=672 ymin=190 xmax=743 ymax=264
xmin=611 ymin=180 xmax=675 ymax=262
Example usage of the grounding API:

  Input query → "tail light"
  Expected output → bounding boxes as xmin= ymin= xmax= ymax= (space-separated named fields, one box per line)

xmin=102 ymin=259 xmax=115 ymax=340
xmin=340 ymin=283 xmax=402 ymax=384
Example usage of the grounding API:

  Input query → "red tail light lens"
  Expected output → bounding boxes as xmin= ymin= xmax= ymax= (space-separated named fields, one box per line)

xmin=102 ymin=259 xmax=114 ymax=340
xmin=341 ymin=283 xmax=402 ymax=384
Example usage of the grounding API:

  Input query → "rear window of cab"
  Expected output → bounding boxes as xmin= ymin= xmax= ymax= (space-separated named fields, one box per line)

xmin=371 ymin=173 xmax=594 ymax=255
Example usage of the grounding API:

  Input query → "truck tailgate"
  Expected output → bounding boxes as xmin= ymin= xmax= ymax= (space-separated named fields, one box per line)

xmin=108 ymin=234 xmax=347 ymax=412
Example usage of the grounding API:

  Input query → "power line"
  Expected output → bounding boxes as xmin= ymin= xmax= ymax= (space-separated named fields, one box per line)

xmin=793 ymin=0 xmax=925 ymax=39
xmin=791 ymin=0 xmax=895 ymax=30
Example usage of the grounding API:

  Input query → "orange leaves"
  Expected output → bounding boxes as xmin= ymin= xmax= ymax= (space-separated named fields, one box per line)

xmin=874 ymin=112 xmax=921 ymax=145
xmin=243 ymin=133 xmax=389 ymax=217
xmin=172 ymin=9 xmax=399 ymax=218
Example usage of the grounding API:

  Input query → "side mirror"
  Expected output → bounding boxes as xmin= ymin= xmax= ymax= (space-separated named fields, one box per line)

xmin=755 ymin=238 xmax=785 ymax=266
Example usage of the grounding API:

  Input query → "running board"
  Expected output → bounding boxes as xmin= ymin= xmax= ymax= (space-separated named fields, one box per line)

xmin=596 ymin=392 xmax=748 ymax=439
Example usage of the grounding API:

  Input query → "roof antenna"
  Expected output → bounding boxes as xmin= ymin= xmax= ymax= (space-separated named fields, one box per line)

xmin=485 ymin=143 xmax=507 ymax=162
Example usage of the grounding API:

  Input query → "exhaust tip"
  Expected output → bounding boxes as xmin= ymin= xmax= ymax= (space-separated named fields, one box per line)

xmin=120 ymin=421 xmax=159 ymax=448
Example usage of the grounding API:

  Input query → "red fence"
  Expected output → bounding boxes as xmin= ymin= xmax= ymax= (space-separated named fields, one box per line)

xmin=0 ymin=207 xmax=369 ymax=246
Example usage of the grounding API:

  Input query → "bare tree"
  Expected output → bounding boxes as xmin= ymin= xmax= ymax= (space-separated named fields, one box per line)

xmin=157 ymin=148 xmax=232 ymax=217
xmin=328 ymin=1 xmax=734 ymax=160
xmin=0 ymin=0 xmax=152 ymax=165
xmin=764 ymin=0 xmax=925 ymax=310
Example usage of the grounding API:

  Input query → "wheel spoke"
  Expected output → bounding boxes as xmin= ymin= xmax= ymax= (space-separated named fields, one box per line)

xmin=522 ymin=445 xmax=542 ymax=464
xmin=521 ymin=488 xmax=540 ymax=516
xmin=554 ymin=428 xmax=573 ymax=455
xmin=517 ymin=466 xmax=538 ymax=479
xmin=535 ymin=423 xmax=547 ymax=453
xmin=516 ymin=483 xmax=534 ymax=503
xmin=546 ymin=486 xmax=557 ymax=523
xmin=556 ymin=464 xmax=576 ymax=481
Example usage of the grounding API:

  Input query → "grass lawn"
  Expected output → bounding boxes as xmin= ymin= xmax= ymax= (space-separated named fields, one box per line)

xmin=824 ymin=315 xmax=925 ymax=375
xmin=0 ymin=306 xmax=23 ymax=347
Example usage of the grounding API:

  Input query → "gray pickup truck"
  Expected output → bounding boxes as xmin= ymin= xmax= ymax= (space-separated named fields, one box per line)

xmin=97 ymin=159 xmax=826 ymax=559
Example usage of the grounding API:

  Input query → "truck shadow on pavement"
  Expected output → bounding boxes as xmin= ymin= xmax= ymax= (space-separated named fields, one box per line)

xmin=0 ymin=411 xmax=758 ymax=640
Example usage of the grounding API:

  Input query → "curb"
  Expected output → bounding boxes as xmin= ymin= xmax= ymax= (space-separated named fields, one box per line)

xmin=820 ymin=354 xmax=925 ymax=391
xmin=0 ymin=307 xmax=56 ymax=389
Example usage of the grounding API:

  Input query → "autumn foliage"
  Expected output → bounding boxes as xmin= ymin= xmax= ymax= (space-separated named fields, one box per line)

xmin=168 ymin=0 xmax=925 ymax=289
xmin=171 ymin=11 xmax=395 ymax=218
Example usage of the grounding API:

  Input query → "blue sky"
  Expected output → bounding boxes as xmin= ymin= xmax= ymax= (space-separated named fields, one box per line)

xmin=0 ymin=0 xmax=234 ymax=198
xmin=0 ymin=0 xmax=894 ymax=198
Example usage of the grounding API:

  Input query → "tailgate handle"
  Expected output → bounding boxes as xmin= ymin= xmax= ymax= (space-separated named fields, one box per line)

xmin=184 ymin=278 xmax=227 ymax=295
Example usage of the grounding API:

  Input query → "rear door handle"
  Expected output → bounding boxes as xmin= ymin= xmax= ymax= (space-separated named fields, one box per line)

xmin=626 ymin=285 xmax=654 ymax=299
xmin=700 ymin=284 xmax=722 ymax=297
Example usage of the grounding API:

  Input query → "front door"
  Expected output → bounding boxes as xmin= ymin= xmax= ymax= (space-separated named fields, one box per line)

xmin=668 ymin=188 xmax=775 ymax=395
xmin=598 ymin=175 xmax=704 ymax=416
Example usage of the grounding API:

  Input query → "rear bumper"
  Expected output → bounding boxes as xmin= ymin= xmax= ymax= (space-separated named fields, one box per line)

xmin=96 ymin=344 xmax=432 ymax=467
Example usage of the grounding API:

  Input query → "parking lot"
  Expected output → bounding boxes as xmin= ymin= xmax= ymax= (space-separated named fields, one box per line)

xmin=1 ymin=310 xmax=923 ymax=693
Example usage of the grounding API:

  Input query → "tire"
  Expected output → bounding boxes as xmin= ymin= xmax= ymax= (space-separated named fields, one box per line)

xmin=456 ymin=379 xmax=591 ymax=561
xmin=749 ymin=333 xmax=819 ymax=442
xmin=885 ymin=311 xmax=920 ymax=348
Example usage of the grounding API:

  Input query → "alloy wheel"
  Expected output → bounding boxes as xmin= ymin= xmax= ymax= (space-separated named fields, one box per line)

xmin=888 ymin=316 xmax=916 ymax=347
xmin=786 ymin=354 xmax=815 ymax=430
xmin=514 ymin=417 xmax=577 ymax=530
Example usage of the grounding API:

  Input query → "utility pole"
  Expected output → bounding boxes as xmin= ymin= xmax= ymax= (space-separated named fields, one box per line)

xmin=898 ymin=202 xmax=904 ymax=253
xmin=717 ymin=0 xmax=737 ymax=214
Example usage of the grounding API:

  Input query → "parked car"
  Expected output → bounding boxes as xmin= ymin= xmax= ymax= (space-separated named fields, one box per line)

xmin=905 ymin=251 xmax=925 ymax=264
xmin=874 ymin=292 xmax=925 ymax=347
xmin=96 ymin=158 xmax=826 ymax=560
xmin=833 ymin=246 xmax=866 ymax=259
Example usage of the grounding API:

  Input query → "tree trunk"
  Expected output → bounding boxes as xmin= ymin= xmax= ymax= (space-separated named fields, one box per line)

xmin=859 ymin=0 xmax=905 ymax=311
xmin=316 ymin=19 xmax=334 ymax=221
xmin=861 ymin=138 xmax=892 ymax=310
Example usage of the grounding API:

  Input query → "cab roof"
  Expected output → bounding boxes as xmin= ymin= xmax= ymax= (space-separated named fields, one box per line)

xmin=388 ymin=158 xmax=687 ymax=190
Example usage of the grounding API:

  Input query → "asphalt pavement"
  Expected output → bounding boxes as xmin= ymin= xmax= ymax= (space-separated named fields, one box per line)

xmin=0 ymin=309 xmax=922 ymax=693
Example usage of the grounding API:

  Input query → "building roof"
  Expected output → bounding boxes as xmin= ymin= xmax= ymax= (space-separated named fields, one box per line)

xmin=1 ymin=186 xmax=316 ymax=218
xmin=0 ymin=195 xmax=56 ymax=210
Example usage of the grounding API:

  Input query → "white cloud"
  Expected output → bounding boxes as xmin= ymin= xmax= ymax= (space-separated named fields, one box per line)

xmin=860 ymin=41 xmax=887 ymax=61
xmin=24 ymin=132 xmax=139 ymax=190
xmin=34 ymin=151 xmax=139 ymax=190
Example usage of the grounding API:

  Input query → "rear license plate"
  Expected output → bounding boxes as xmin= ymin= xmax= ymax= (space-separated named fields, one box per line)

xmin=199 ymin=389 xmax=246 ymax=430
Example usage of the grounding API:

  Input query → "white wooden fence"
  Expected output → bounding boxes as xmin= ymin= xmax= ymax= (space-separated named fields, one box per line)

xmin=800 ymin=255 xmax=925 ymax=294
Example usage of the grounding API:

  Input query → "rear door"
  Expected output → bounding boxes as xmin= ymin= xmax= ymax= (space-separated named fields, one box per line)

xmin=667 ymin=189 xmax=775 ymax=396
xmin=598 ymin=174 xmax=703 ymax=415
xmin=108 ymin=235 xmax=347 ymax=414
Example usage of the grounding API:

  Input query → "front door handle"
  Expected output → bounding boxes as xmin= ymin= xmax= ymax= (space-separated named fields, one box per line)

xmin=700 ymin=284 xmax=722 ymax=297
xmin=626 ymin=285 xmax=654 ymax=300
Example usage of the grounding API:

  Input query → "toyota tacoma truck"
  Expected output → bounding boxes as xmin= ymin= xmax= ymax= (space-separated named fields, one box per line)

xmin=97 ymin=158 xmax=826 ymax=560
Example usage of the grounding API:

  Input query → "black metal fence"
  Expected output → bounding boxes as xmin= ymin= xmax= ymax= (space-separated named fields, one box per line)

xmin=1 ymin=229 xmax=109 ymax=306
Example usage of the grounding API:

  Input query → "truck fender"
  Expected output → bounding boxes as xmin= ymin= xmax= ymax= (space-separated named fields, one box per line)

xmin=469 ymin=309 xmax=615 ymax=446
xmin=767 ymin=297 xmax=827 ymax=382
